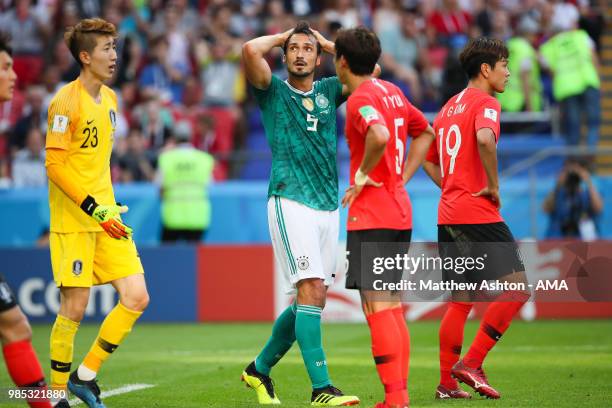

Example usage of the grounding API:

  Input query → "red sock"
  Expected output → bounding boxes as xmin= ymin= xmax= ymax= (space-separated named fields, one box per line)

xmin=464 ymin=291 xmax=529 ymax=368
xmin=3 ymin=340 xmax=52 ymax=408
xmin=439 ymin=302 xmax=473 ymax=388
xmin=391 ymin=307 xmax=410 ymax=386
xmin=367 ymin=309 xmax=408 ymax=405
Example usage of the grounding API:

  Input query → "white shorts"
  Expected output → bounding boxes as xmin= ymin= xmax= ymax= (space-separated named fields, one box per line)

xmin=268 ymin=196 xmax=339 ymax=294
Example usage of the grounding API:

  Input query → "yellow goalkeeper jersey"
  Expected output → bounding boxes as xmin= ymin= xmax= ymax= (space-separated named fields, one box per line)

xmin=46 ymin=78 xmax=117 ymax=233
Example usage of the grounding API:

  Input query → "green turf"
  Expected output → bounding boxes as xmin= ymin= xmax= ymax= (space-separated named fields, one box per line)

xmin=1 ymin=320 xmax=611 ymax=407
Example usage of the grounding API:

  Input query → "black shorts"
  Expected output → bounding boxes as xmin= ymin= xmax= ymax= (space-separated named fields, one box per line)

xmin=0 ymin=273 xmax=18 ymax=313
xmin=438 ymin=222 xmax=525 ymax=284
xmin=346 ymin=229 xmax=412 ymax=290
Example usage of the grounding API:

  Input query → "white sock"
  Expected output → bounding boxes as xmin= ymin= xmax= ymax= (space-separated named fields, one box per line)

xmin=77 ymin=364 xmax=97 ymax=381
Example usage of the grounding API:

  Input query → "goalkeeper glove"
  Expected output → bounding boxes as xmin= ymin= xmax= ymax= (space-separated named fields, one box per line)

xmin=80 ymin=195 xmax=133 ymax=240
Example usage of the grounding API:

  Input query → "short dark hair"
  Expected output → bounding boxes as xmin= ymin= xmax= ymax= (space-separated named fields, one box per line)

xmin=283 ymin=21 xmax=321 ymax=55
xmin=459 ymin=37 xmax=509 ymax=79
xmin=334 ymin=27 xmax=381 ymax=76
xmin=0 ymin=33 xmax=12 ymax=56
xmin=64 ymin=18 xmax=118 ymax=67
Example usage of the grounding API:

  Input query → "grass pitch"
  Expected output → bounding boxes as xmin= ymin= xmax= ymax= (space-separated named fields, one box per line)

xmin=1 ymin=320 xmax=611 ymax=407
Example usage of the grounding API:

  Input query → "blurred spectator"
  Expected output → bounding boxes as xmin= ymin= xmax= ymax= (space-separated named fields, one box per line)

xmin=193 ymin=113 xmax=216 ymax=152
xmin=0 ymin=86 xmax=24 ymax=179
xmin=264 ymin=0 xmax=295 ymax=35
xmin=112 ymin=100 xmax=130 ymax=141
xmin=139 ymin=35 xmax=189 ymax=104
xmin=0 ymin=0 xmax=49 ymax=87
xmin=171 ymin=76 xmax=204 ymax=138
xmin=101 ymin=3 xmax=124 ymax=34
xmin=540 ymin=26 xmax=601 ymax=146
xmin=198 ymin=37 xmax=244 ymax=107
xmin=77 ymin=0 xmax=102 ymax=18
xmin=237 ymin=0 xmax=264 ymax=37
xmin=378 ymin=8 xmax=425 ymax=104
xmin=420 ymin=21 xmax=450 ymax=107
xmin=135 ymin=98 xmax=174 ymax=150
xmin=12 ymin=126 xmax=46 ymax=187
xmin=118 ymin=81 xmax=138 ymax=124
xmin=203 ymin=5 xmax=242 ymax=42
xmin=114 ymin=34 xmax=143 ymax=87
xmin=53 ymin=40 xmax=80 ymax=83
xmin=204 ymin=106 xmax=238 ymax=180
xmin=373 ymin=0 xmax=401 ymax=35
xmin=427 ymin=0 xmax=472 ymax=43
xmin=512 ymin=0 xmax=547 ymax=45
xmin=115 ymin=0 xmax=150 ymax=39
xmin=151 ymin=0 xmax=200 ymax=39
xmin=578 ymin=0 xmax=605 ymax=53
xmin=157 ymin=5 xmax=192 ymax=73
xmin=497 ymin=17 xmax=543 ymax=112
xmin=41 ymin=66 xmax=62 ymax=107
xmin=317 ymin=20 xmax=343 ymax=78
xmin=474 ymin=0 xmax=502 ymax=37
xmin=53 ymin=0 xmax=81 ymax=52
xmin=158 ymin=121 xmax=214 ymax=243
xmin=182 ymin=75 xmax=204 ymax=109
xmin=490 ymin=9 xmax=511 ymax=41
xmin=10 ymin=85 xmax=46 ymax=152
xmin=117 ymin=126 xmax=156 ymax=183
xmin=536 ymin=0 xmax=555 ymax=39
xmin=285 ymin=0 xmax=322 ymax=17
xmin=551 ymin=0 xmax=579 ymax=33
xmin=323 ymin=0 xmax=360 ymax=28
xmin=229 ymin=1 xmax=260 ymax=38
xmin=544 ymin=159 xmax=603 ymax=240
xmin=439 ymin=36 xmax=469 ymax=105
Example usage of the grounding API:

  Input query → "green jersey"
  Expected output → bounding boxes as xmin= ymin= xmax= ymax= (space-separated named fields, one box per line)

xmin=253 ymin=75 xmax=345 ymax=211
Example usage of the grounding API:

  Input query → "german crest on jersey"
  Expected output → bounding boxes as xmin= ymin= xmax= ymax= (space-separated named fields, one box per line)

xmin=315 ymin=94 xmax=329 ymax=109
xmin=109 ymin=109 xmax=117 ymax=129
xmin=297 ymin=256 xmax=310 ymax=270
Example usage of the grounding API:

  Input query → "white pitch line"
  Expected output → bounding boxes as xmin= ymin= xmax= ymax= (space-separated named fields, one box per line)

xmin=69 ymin=383 xmax=155 ymax=406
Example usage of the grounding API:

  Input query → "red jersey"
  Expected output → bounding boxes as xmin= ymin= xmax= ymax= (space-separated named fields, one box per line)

xmin=426 ymin=87 xmax=504 ymax=225
xmin=345 ymin=79 xmax=429 ymax=231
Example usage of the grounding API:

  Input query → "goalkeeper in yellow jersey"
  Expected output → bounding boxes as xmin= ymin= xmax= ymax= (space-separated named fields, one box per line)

xmin=45 ymin=18 xmax=149 ymax=408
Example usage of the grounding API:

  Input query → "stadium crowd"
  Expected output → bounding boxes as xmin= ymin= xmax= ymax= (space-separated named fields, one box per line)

xmin=0 ymin=0 xmax=605 ymax=185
